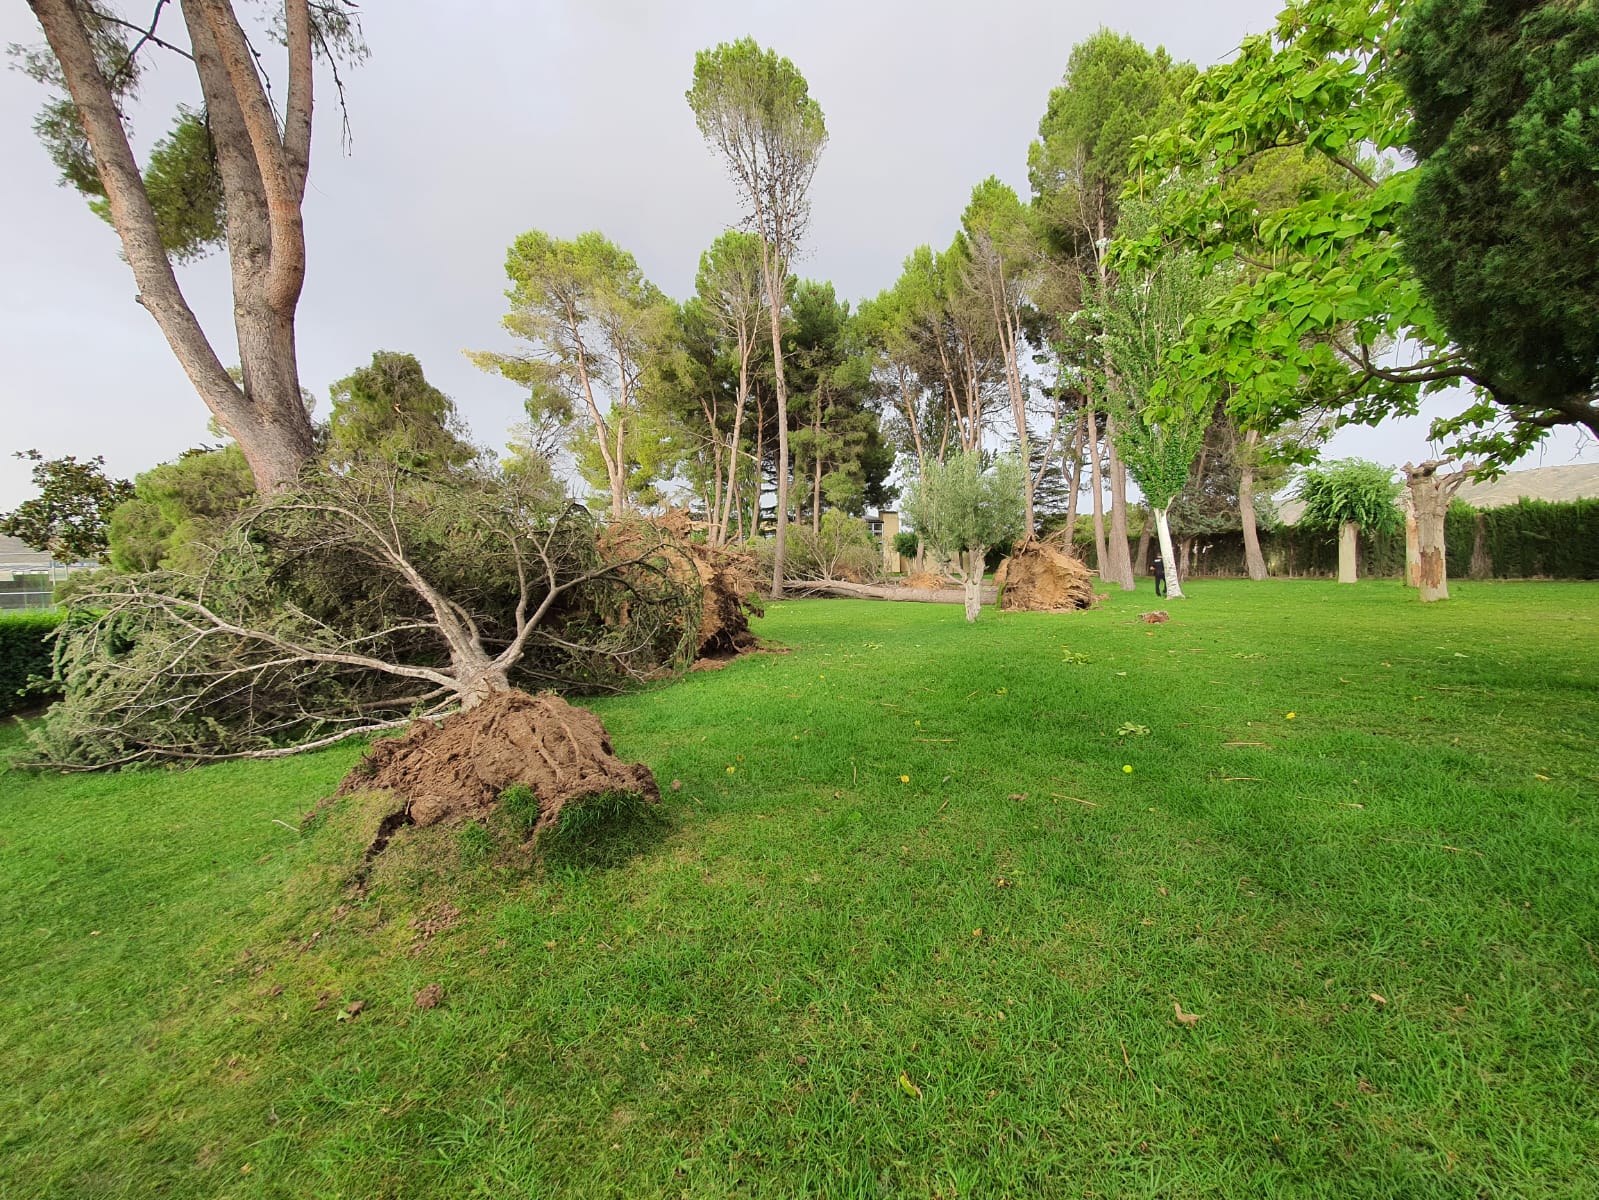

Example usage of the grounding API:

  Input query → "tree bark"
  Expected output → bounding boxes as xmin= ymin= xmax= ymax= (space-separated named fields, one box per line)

xmin=962 ymin=545 xmax=986 ymax=622
xmin=1133 ymin=508 xmax=1152 ymax=577
xmin=1061 ymin=412 xmax=1084 ymax=540
xmin=1087 ymin=405 xmax=1108 ymax=575
xmin=1238 ymin=429 xmax=1267 ymax=581
xmin=1402 ymin=491 xmax=1421 ymax=587
xmin=1403 ymin=460 xmax=1469 ymax=603
xmin=1153 ymin=506 xmax=1185 ymax=599
xmin=766 ymin=278 xmax=790 ymax=597
xmin=30 ymin=0 xmax=318 ymax=494
xmin=1337 ymin=521 xmax=1359 ymax=583
xmin=1104 ymin=421 xmax=1135 ymax=591
xmin=1469 ymin=510 xmax=1491 ymax=580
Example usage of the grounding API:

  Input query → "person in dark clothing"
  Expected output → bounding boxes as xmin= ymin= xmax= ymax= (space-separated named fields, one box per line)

xmin=1153 ymin=554 xmax=1167 ymax=598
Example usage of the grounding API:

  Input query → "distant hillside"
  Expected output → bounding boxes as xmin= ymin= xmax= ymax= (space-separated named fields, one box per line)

xmin=1276 ymin=462 xmax=1599 ymax=525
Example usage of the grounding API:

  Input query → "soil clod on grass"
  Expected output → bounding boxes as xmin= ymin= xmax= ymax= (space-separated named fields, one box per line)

xmin=995 ymin=536 xmax=1097 ymax=612
xmin=339 ymin=690 xmax=660 ymax=852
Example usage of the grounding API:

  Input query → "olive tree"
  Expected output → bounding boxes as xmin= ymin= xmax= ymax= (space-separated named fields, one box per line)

xmin=902 ymin=451 xmax=1025 ymax=622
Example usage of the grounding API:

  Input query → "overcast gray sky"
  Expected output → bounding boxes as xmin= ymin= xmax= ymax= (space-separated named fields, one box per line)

xmin=1 ymin=0 xmax=1587 ymax=509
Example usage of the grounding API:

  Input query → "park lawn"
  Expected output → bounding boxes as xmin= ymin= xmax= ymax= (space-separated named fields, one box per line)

xmin=0 ymin=579 xmax=1595 ymax=1199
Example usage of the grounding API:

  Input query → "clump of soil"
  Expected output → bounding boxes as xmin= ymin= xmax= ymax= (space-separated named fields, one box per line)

xmin=901 ymin=570 xmax=957 ymax=590
xmin=339 ymin=690 xmax=659 ymax=843
xmin=995 ymin=537 xmax=1097 ymax=612
xmin=1138 ymin=610 xmax=1170 ymax=624
xmin=414 ymin=983 xmax=443 ymax=1009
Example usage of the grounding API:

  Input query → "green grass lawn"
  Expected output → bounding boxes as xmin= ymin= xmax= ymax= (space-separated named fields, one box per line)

xmin=2 ymin=579 xmax=1596 ymax=1198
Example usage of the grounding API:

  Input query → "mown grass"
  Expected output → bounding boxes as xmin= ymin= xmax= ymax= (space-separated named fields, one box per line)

xmin=1 ymin=579 xmax=1595 ymax=1198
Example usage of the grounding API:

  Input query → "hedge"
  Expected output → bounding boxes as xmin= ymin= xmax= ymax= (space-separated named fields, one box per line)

xmin=1068 ymin=496 xmax=1599 ymax=581
xmin=0 ymin=609 xmax=63 ymax=717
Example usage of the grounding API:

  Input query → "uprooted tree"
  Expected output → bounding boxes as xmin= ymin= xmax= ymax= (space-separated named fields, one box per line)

xmin=31 ymin=464 xmax=703 ymax=769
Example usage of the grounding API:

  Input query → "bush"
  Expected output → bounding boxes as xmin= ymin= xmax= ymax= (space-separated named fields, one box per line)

xmin=0 ymin=609 xmax=63 ymax=716
xmin=892 ymin=530 xmax=920 ymax=560
xmin=773 ymin=512 xmax=883 ymax=583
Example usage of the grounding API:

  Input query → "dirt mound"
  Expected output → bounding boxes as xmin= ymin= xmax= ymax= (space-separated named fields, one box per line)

xmin=339 ymin=690 xmax=659 ymax=837
xmin=685 ymin=539 xmax=764 ymax=657
xmin=1138 ymin=610 xmax=1170 ymax=624
xmin=602 ymin=511 xmax=763 ymax=659
xmin=902 ymin=570 xmax=957 ymax=590
xmin=995 ymin=537 xmax=1097 ymax=612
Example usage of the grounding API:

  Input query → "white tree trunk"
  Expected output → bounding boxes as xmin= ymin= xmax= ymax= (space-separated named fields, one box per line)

xmin=1337 ymin=521 xmax=1359 ymax=583
xmin=1153 ymin=506 xmax=1185 ymax=599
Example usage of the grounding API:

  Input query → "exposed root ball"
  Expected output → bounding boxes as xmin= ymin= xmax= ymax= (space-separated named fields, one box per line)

xmin=995 ymin=538 xmax=1097 ymax=612
xmin=339 ymin=690 xmax=659 ymax=838
xmin=601 ymin=510 xmax=763 ymax=659
xmin=901 ymin=570 xmax=957 ymax=591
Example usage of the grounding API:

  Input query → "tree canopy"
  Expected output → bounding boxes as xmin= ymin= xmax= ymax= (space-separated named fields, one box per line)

xmin=1398 ymin=0 xmax=1599 ymax=439
xmin=0 ymin=449 xmax=133 ymax=562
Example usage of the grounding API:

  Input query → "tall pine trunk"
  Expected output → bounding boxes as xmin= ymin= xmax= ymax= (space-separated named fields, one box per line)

xmin=1238 ymin=430 xmax=1267 ymax=580
xmin=1104 ymin=422 xmax=1135 ymax=591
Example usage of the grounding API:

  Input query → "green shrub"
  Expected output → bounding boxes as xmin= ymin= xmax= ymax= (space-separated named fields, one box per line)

xmin=0 ymin=609 xmax=64 ymax=716
xmin=892 ymin=530 xmax=919 ymax=560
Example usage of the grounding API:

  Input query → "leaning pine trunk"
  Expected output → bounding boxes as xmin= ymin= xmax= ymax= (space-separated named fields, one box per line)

xmin=1152 ymin=506 xmax=1185 ymax=599
xmin=962 ymin=545 xmax=986 ymax=622
xmin=1337 ymin=521 xmax=1359 ymax=583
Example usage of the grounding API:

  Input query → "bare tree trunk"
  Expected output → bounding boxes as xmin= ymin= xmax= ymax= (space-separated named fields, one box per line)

xmin=1470 ymin=510 xmax=1491 ymax=580
xmin=1087 ymin=406 xmax=1108 ymax=575
xmin=32 ymin=0 xmax=318 ymax=494
xmin=1062 ymin=412 xmax=1084 ymax=539
xmin=1104 ymin=421 xmax=1135 ymax=591
xmin=1402 ymin=491 xmax=1421 ymax=587
xmin=1338 ymin=521 xmax=1359 ymax=583
xmin=1404 ymin=460 xmax=1469 ymax=603
xmin=962 ymin=545 xmax=985 ymax=622
xmin=811 ymin=401 xmax=823 ymax=533
xmin=1153 ymin=507 xmax=1185 ymax=599
xmin=1238 ymin=429 xmax=1267 ymax=581
xmin=1133 ymin=508 xmax=1152 ymax=577
xmin=763 ymin=265 xmax=790 ymax=596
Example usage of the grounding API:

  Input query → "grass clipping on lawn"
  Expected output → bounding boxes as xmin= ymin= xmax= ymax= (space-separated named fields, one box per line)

xmin=339 ymin=690 xmax=659 ymax=839
xmin=995 ymin=536 xmax=1097 ymax=612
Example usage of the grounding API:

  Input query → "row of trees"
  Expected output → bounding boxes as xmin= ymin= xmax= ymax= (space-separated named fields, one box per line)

xmin=865 ymin=0 xmax=1594 ymax=606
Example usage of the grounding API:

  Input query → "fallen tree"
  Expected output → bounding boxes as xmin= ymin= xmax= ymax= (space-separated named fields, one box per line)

xmin=30 ymin=465 xmax=701 ymax=769
xmin=786 ymin=580 xmax=999 ymax=605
